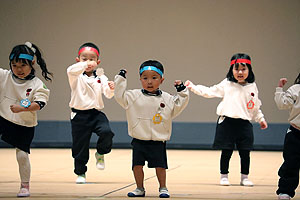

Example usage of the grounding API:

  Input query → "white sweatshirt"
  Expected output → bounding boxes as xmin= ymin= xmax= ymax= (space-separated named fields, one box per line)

xmin=189 ymin=78 xmax=265 ymax=123
xmin=0 ymin=68 xmax=50 ymax=127
xmin=274 ymin=84 xmax=300 ymax=128
xmin=114 ymin=75 xmax=189 ymax=141
xmin=67 ymin=62 xmax=114 ymax=110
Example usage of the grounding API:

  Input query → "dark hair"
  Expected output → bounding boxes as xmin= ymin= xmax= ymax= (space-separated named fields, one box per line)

xmin=294 ymin=73 xmax=300 ymax=84
xmin=226 ymin=53 xmax=255 ymax=83
xmin=9 ymin=42 xmax=53 ymax=81
xmin=78 ymin=42 xmax=100 ymax=56
xmin=139 ymin=60 xmax=164 ymax=77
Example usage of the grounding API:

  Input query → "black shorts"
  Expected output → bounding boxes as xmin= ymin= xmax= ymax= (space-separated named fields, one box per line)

xmin=131 ymin=138 xmax=168 ymax=169
xmin=0 ymin=116 xmax=34 ymax=153
xmin=213 ymin=116 xmax=253 ymax=150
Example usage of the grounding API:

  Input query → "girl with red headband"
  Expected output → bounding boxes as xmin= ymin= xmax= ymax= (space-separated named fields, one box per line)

xmin=0 ymin=42 xmax=52 ymax=197
xmin=67 ymin=42 xmax=115 ymax=184
xmin=185 ymin=53 xmax=268 ymax=187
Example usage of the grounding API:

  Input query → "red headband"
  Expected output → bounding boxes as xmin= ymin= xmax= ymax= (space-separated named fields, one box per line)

xmin=230 ymin=59 xmax=251 ymax=65
xmin=78 ymin=47 xmax=99 ymax=57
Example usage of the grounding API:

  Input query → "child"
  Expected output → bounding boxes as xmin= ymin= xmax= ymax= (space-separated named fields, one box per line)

xmin=185 ymin=53 xmax=268 ymax=187
xmin=67 ymin=42 xmax=115 ymax=184
xmin=0 ymin=42 xmax=52 ymax=197
xmin=114 ymin=60 xmax=189 ymax=198
xmin=275 ymin=75 xmax=300 ymax=200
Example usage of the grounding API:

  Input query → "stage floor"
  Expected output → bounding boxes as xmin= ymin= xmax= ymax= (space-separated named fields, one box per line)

xmin=0 ymin=148 xmax=298 ymax=200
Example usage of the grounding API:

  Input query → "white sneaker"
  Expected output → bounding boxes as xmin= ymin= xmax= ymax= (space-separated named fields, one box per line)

xmin=17 ymin=187 xmax=30 ymax=197
xmin=76 ymin=174 xmax=86 ymax=184
xmin=95 ymin=152 xmax=105 ymax=170
xmin=159 ymin=187 xmax=170 ymax=198
xmin=240 ymin=178 xmax=254 ymax=187
xmin=278 ymin=193 xmax=291 ymax=200
xmin=127 ymin=188 xmax=145 ymax=197
xmin=220 ymin=177 xmax=230 ymax=186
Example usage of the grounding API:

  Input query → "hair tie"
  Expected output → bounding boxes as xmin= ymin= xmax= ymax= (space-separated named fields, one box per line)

xmin=25 ymin=41 xmax=36 ymax=53
xmin=140 ymin=66 xmax=163 ymax=77
xmin=230 ymin=59 xmax=251 ymax=66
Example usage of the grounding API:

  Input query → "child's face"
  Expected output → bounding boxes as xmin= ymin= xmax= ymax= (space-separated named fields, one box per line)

xmin=11 ymin=60 xmax=33 ymax=79
xmin=140 ymin=70 xmax=164 ymax=93
xmin=233 ymin=63 xmax=249 ymax=84
xmin=76 ymin=49 xmax=100 ymax=72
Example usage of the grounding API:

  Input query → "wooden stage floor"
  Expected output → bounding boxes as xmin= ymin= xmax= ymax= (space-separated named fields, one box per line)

xmin=0 ymin=148 xmax=298 ymax=200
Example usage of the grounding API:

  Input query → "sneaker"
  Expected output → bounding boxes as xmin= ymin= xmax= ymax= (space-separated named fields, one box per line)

xmin=127 ymin=188 xmax=145 ymax=197
xmin=159 ymin=187 xmax=170 ymax=198
xmin=220 ymin=177 xmax=230 ymax=186
xmin=278 ymin=193 xmax=291 ymax=200
xmin=95 ymin=152 xmax=105 ymax=170
xmin=17 ymin=187 xmax=30 ymax=197
xmin=76 ymin=174 xmax=86 ymax=184
xmin=240 ymin=178 xmax=254 ymax=187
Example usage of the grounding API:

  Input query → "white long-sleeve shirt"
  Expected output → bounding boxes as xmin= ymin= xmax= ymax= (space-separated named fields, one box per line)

xmin=0 ymin=68 xmax=50 ymax=127
xmin=189 ymin=79 xmax=265 ymax=123
xmin=67 ymin=62 xmax=114 ymax=110
xmin=274 ymin=84 xmax=300 ymax=127
xmin=114 ymin=75 xmax=189 ymax=141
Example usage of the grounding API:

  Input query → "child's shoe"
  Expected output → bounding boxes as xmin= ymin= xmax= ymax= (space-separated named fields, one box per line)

xmin=95 ymin=152 xmax=105 ymax=170
xmin=76 ymin=174 xmax=86 ymax=184
xmin=159 ymin=187 xmax=170 ymax=198
xmin=17 ymin=183 xmax=30 ymax=197
xmin=278 ymin=193 xmax=291 ymax=200
xmin=240 ymin=174 xmax=254 ymax=187
xmin=127 ymin=188 xmax=145 ymax=197
xmin=220 ymin=174 xmax=230 ymax=186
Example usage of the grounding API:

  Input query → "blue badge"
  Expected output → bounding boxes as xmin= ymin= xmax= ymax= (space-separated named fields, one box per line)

xmin=20 ymin=99 xmax=31 ymax=108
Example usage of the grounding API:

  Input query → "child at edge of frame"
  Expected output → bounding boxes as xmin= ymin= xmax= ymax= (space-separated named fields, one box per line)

xmin=0 ymin=42 xmax=53 ymax=197
xmin=114 ymin=60 xmax=189 ymax=198
xmin=275 ymin=74 xmax=300 ymax=200
xmin=185 ymin=53 xmax=268 ymax=187
xmin=67 ymin=42 xmax=115 ymax=184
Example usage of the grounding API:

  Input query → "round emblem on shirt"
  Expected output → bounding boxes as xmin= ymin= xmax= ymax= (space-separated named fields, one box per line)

xmin=153 ymin=113 xmax=162 ymax=124
xmin=20 ymin=99 xmax=31 ymax=108
xmin=247 ymin=100 xmax=255 ymax=109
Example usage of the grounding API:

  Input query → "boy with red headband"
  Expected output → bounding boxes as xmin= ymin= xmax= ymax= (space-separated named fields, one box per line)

xmin=185 ymin=53 xmax=268 ymax=187
xmin=67 ymin=42 xmax=115 ymax=184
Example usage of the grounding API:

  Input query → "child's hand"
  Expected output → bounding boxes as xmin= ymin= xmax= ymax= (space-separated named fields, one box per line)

xmin=260 ymin=120 xmax=268 ymax=129
xmin=86 ymin=60 xmax=97 ymax=71
xmin=184 ymin=80 xmax=194 ymax=89
xmin=174 ymin=80 xmax=183 ymax=86
xmin=278 ymin=78 xmax=287 ymax=87
xmin=108 ymin=81 xmax=115 ymax=90
xmin=10 ymin=104 xmax=24 ymax=113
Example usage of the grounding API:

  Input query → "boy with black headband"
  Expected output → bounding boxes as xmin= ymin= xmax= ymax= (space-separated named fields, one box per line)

xmin=114 ymin=60 xmax=189 ymax=198
xmin=67 ymin=42 xmax=115 ymax=184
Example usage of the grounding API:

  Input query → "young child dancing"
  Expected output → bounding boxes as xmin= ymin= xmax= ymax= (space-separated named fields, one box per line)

xmin=114 ymin=60 xmax=189 ymax=198
xmin=67 ymin=42 xmax=115 ymax=184
xmin=275 ymin=75 xmax=300 ymax=200
xmin=0 ymin=42 xmax=52 ymax=197
xmin=185 ymin=53 xmax=268 ymax=187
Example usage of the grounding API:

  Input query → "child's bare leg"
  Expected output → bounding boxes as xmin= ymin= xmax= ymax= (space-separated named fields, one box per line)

xmin=133 ymin=165 xmax=144 ymax=188
xmin=155 ymin=167 xmax=166 ymax=188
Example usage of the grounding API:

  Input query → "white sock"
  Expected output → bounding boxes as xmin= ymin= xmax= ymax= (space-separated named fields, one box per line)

xmin=221 ymin=174 xmax=228 ymax=179
xmin=241 ymin=174 xmax=248 ymax=181
xmin=16 ymin=148 xmax=31 ymax=183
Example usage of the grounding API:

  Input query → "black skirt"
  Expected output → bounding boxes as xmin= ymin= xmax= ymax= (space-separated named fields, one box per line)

xmin=213 ymin=116 xmax=254 ymax=150
xmin=0 ymin=116 xmax=34 ymax=153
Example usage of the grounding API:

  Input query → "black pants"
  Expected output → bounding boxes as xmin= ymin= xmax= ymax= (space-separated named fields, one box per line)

xmin=220 ymin=149 xmax=250 ymax=175
xmin=71 ymin=108 xmax=114 ymax=175
xmin=276 ymin=126 xmax=300 ymax=198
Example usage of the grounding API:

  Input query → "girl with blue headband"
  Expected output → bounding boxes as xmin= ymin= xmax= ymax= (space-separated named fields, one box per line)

xmin=0 ymin=42 xmax=52 ymax=197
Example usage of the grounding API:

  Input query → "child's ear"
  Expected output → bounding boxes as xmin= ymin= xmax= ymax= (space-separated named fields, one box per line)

xmin=75 ymin=57 xmax=80 ymax=62
xmin=97 ymin=59 xmax=101 ymax=65
xmin=160 ymin=77 xmax=165 ymax=84
xmin=31 ymin=60 xmax=35 ymax=65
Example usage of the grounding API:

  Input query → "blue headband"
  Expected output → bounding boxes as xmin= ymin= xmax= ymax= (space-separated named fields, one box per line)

xmin=10 ymin=53 xmax=34 ymax=61
xmin=140 ymin=66 xmax=163 ymax=77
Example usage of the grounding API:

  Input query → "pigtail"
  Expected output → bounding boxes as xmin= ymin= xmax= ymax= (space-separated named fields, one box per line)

xmin=31 ymin=43 xmax=53 ymax=81
xmin=294 ymin=73 xmax=300 ymax=84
